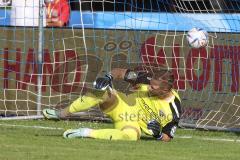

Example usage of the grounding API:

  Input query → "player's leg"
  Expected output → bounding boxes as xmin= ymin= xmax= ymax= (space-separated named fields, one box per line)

xmin=63 ymin=127 xmax=139 ymax=141
xmin=90 ymin=127 xmax=139 ymax=140
xmin=63 ymin=92 xmax=141 ymax=141
xmin=42 ymin=91 xmax=115 ymax=120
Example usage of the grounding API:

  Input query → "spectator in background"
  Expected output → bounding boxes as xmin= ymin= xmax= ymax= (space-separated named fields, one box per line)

xmin=10 ymin=0 xmax=46 ymax=26
xmin=45 ymin=0 xmax=70 ymax=27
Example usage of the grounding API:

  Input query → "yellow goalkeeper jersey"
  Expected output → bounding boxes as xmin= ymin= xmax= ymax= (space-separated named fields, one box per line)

xmin=134 ymin=85 xmax=181 ymax=136
xmin=106 ymin=84 xmax=181 ymax=138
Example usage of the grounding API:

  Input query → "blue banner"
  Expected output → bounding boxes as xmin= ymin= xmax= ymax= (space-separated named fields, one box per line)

xmin=1 ymin=10 xmax=240 ymax=33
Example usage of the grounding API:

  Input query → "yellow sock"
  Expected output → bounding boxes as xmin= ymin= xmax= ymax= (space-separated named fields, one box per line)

xmin=68 ymin=93 xmax=105 ymax=113
xmin=90 ymin=128 xmax=139 ymax=141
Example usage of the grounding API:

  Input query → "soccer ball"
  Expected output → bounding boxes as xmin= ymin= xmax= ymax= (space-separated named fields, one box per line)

xmin=186 ymin=28 xmax=208 ymax=48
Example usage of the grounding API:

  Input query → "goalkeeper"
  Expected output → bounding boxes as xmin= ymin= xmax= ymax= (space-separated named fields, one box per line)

xmin=43 ymin=66 xmax=181 ymax=142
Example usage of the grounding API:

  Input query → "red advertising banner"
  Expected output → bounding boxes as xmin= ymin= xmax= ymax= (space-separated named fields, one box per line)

xmin=0 ymin=28 xmax=239 ymax=119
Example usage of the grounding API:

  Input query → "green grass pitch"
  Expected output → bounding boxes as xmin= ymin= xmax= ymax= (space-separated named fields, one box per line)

xmin=0 ymin=120 xmax=240 ymax=160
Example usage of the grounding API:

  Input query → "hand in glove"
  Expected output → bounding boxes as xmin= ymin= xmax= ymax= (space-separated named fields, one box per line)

xmin=147 ymin=120 xmax=163 ymax=140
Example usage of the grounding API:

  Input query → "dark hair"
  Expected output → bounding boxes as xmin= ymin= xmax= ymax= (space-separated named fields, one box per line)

xmin=144 ymin=64 xmax=175 ymax=98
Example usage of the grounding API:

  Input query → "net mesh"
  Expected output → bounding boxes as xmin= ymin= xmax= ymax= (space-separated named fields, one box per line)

xmin=0 ymin=0 xmax=239 ymax=131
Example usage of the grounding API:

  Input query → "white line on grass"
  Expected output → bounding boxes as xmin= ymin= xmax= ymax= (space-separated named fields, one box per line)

xmin=1 ymin=123 xmax=240 ymax=143
xmin=0 ymin=123 xmax=64 ymax=130
xmin=177 ymin=136 xmax=240 ymax=143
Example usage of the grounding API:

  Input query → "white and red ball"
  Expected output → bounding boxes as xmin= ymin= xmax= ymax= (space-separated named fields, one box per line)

xmin=187 ymin=28 xmax=209 ymax=48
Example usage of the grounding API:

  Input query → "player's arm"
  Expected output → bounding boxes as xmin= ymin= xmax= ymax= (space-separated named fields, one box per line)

xmin=110 ymin=68 xmax=152 ymax=85
xmin=47 ymin=19 xmax=65 ymax=27
xmin=93 ymin=67 xmax=152 ymax=103
xmin=161 ymin=133 xmax=171 ymax=142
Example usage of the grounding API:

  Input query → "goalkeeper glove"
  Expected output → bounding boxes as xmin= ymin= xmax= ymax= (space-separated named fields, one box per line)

xmin=124 ymin=69 xmax=152 ymax=85
xmin=93 ymin=74 xmax=113 ymax=91
xmin=147 ymin=120 xmax=163 ymax=140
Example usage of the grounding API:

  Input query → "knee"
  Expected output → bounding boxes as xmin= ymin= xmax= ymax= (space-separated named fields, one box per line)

xmin=122 ymin=128 xmax=140 ymax=141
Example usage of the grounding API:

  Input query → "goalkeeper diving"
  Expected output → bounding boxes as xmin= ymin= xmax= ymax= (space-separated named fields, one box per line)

xmin=42 ymin=65 xmax=181 ymax=142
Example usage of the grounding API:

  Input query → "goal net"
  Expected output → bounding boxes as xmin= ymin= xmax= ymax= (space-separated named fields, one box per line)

xmin=0 ymin=0 xmax=239 ymax=131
